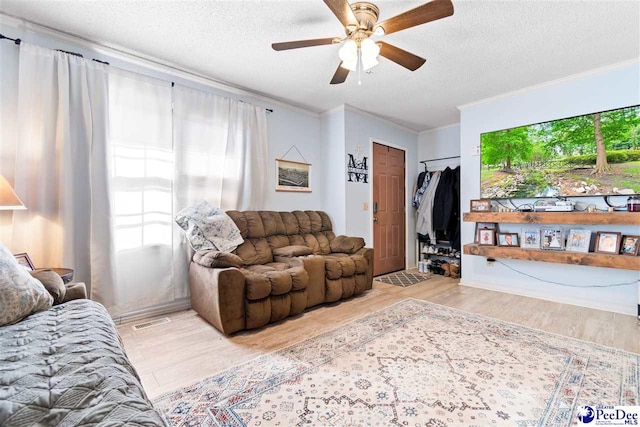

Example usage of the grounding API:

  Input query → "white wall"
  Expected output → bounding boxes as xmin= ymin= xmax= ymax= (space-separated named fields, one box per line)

xmin=320 ymin=107 xmax=347 ymax=234
xmin=344 ymin=107 xmax=419 ymax=268
xmin=0 ymin=21 xmax=326 ymax=244
xmin=459 ymin=61 xmax=640 ymax=315
xmin=418 ymin=124 xmax=461 ymax=174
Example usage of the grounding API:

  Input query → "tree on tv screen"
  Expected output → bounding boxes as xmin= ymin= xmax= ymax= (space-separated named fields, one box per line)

xmin=481 ymin=105 xmax=640 ymax=198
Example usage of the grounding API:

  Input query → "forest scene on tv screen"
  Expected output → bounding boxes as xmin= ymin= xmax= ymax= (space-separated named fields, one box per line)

xmin=481 ymin=105 xmax=640 ymax=199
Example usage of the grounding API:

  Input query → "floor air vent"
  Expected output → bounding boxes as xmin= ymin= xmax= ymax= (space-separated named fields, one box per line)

xmin=132 ymin=317 xmax=171 ymax=331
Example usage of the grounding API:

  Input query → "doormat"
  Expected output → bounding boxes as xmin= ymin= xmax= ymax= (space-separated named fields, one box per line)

xmin=374 ymin=270 xmax=431 ymax=287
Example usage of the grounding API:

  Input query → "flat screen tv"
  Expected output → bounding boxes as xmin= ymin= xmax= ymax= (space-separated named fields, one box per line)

xmin=480 ymin=105 xmax=640 ymax=199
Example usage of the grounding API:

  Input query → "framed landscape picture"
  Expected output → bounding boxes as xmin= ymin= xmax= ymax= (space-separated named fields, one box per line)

xmin=276 ymin=159 xmax=311 ymax=192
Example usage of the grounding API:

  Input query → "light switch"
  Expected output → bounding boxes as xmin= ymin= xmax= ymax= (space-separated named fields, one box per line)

xmin=363 ymin=202 xmax=369 ymax=211
xmin=472 ymin=145 xmax=481 ymax=156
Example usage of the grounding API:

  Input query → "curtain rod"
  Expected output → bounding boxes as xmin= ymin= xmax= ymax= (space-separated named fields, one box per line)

xmin=1 ymin=32 xmax=272 ymax=113
xmin=0 ymin=33 xmax=21 ymax=44
xmin=420 ymin=155 xmax=460 ymax=163
xmin=1 ymin=33 xmax=110 ymax=64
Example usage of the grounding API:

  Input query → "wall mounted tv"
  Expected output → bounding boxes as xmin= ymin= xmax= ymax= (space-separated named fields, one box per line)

xmin=480 ymin=105 xmax=640 ymax=199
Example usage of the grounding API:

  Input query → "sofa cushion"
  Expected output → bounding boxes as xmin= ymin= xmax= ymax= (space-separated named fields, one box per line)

xmin=235 ymin=238 xmax=272 ymax=266
xmin=330 ymin=235 xmax=365 ymax=254
xmin=193 ymin=250 xmax=243 ymax=268
xmin=260 ymin=211 xmax=286 ymax=236
xmin=29 ymin=269 xmax=66 ymax=304
xmin=242 ymin=264 xmax=309 ymax=300
xmin=0 ymin=243 xmax=53 ymax=326
xmin=273 ymin=245 xmax=313 ymax=257
xmin=281 ymin=212 xmax=299 ymax=235
xmin=327 ymin=256 xmax=356 ymax=278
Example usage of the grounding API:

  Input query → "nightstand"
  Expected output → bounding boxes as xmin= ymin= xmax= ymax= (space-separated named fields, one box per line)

xmin=35 ymin=268 xmax=74 ymax=284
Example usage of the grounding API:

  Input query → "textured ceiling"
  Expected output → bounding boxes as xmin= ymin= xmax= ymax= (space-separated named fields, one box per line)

xmin=1 ymin=0 xmax=638 ymax=131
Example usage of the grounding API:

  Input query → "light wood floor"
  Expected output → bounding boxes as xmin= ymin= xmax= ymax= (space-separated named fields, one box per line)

xmin=117 ymin=274 xmax=639 ymax=399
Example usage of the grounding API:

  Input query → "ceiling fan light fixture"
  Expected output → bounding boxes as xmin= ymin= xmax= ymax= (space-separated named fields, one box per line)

xmin=360 ymin=38 xmax=380 ymax=70
xmin=338 ymin=40 xmax=358 ymax=62
xmin=373 ymin=26 xmax=385 ymax=36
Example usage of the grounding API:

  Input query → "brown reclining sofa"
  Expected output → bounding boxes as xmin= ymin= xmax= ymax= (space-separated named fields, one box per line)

xmin=188 ymin=210 xmax=373 ymax=334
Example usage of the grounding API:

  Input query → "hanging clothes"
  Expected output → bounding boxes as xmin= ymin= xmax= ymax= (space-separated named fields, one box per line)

xmin=432 ymin=166 xmax=461 ymax=249
xmin=412 ymin=171 xmax=431 ymax=208
xmin=415 ymin=170 xmax=441 ymax=242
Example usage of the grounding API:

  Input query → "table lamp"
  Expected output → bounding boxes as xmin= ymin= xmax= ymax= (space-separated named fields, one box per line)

xmin=0 ymin=175 xmax=25 ymax=210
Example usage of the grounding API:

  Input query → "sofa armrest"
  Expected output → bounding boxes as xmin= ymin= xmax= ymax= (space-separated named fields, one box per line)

xmin=193 ymin=249 xmax=243 ymax=268
xmin=189 ymin=262 xmax=246 ymax=335
xmin=355 ymin=247 xmax=374 ymax=290
xmin=330 ymin=235 xmax=365 ymax=254
xmin=61 ymin=282 xmax=87 ymax=303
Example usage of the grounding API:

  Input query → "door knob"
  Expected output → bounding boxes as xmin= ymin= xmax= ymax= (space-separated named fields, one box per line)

xmin=373 ymin=216 xmax=378 ymax=222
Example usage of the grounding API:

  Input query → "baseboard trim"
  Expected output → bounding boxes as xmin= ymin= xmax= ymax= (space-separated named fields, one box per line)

xmin=112 ymin=298 xmax=192 ymax=325
xmin=458 ymin=280 xmax=635 ymax=316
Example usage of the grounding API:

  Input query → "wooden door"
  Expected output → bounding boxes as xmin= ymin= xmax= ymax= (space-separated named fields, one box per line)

xmin=372 ymin=142 xmax=406 ymax=276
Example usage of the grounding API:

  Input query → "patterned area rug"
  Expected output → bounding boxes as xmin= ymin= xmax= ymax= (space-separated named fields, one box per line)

xmin=374 ymin=270 xmax=431 ymax=287
xmin=153 ymin=299 xmax=639 ymax=426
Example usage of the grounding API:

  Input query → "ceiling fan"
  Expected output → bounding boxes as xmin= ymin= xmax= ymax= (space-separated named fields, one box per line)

xmin=272 ymin=0 xmax=454 ymax=85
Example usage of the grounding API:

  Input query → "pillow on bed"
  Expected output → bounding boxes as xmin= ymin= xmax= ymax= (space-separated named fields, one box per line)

xmin=0 ymin=243 xmax=53 ymax=326
xmin=29 ymin=269 xmax=66 ymax=304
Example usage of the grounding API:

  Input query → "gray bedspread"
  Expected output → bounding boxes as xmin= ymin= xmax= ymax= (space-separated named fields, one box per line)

xmin=0 ymin=299 xmax=167 ymax=426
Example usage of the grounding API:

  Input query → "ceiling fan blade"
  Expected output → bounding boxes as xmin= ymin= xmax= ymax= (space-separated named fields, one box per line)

xmin=330 ymin=63 xmax=349 ymax=84
xmin=272 ymin=37 xmax=338 ymax=51
xmin=323 ymin=0 xmax=358 ymax=28
xmin=378 ymin=42 xmax=426 ymax=71
xmin=374 ymin=0 xmax=454 ymax=36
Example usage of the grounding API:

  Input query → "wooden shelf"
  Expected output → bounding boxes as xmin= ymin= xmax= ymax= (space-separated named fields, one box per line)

xmin=463 ymin=244 xmax=640 ymax=271
xmin=462 ymin=211 xmax=640 ymax=225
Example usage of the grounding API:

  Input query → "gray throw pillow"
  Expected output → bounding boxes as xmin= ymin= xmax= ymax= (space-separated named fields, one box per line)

xmin=29 ymin=269 xmax=66 ymax=304
xmin=0 ymin=243 xmax=53 ymax=326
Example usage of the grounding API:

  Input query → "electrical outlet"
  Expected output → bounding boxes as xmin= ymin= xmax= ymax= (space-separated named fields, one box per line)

xmin=363 ymin=202 xmax=369 ymax=211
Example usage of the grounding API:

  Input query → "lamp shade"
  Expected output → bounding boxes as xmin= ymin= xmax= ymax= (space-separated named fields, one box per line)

xmin=0 ymin=175 xmax=25 ymax=210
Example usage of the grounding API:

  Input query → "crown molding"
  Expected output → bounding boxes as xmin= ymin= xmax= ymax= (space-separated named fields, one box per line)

xmin=457 ymin=59 xmax=639 ymax=111
xmin=343 ymin=104 xmax=419 ymax=135
xmin=0 ymin=12 xmax=321 ymax=119
xmin=418 ymin=122 xmax=460 ymax=136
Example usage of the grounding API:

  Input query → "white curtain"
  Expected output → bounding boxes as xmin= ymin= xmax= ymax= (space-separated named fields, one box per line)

xmin=11 ymin=43 xmax=116 ymax=304
xmin=108 ymin=69 xmax=175 ymax=318
xmin=171 ymin=85 xmax=268 ymax=290
xmin=173 ymin=85 xmax=268 ymax=211
xmin=8 ymin=44 xmax=269 ymax=319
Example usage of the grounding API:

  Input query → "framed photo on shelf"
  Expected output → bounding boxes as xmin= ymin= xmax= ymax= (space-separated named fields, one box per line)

xmin=594 ymin=231 xmax=621 ymax=254
xmin=497 ymin=232 xmax=520 ymax=247
xmin=521 ymin=228 xmax=540 ymax=249
xmin=477 ymin=228 xmax=496 ymax=246
xmin=565 ymin=229 xmax=592 ymax=253
xmin=541 ymin=228 xmax=564 ymax=250
xmin=14 ymin=253 xmax=35 ymax=271
xmin=470 ymin=199 xmax=492 ymax=212
xmin=620 ymin=235 xmax=640 ymax=256
xmin=595 ymin=231 xmax=622 ymax=254
xmin=275 ymin=159 xmax=311 ymax=192
xmin=474 ymin=222 xmax=500 ymax=243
